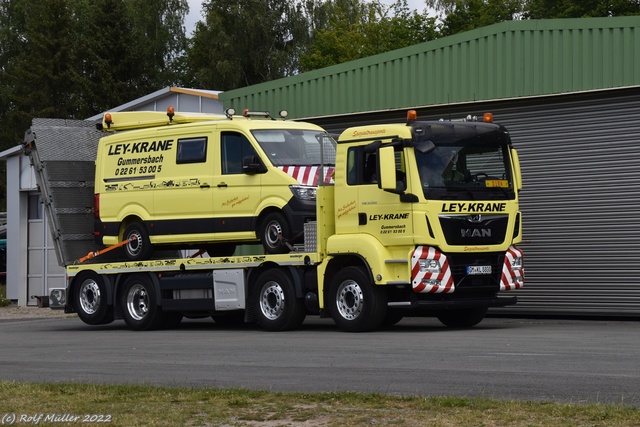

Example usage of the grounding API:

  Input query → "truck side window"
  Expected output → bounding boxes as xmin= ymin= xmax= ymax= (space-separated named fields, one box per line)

xmin=346 ymin=147 xmax=378 ymax=185
xmin=176 ymin=137 xmax=207 ymax=164
xmin=221 ymin=132 xmax=258 ymax=174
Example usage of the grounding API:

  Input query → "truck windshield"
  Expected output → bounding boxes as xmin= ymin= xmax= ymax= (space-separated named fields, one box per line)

xmin=252 ymin=129 xmax=336 ymax=167
xmin=416 ymin=143 xmax=515 ymax=200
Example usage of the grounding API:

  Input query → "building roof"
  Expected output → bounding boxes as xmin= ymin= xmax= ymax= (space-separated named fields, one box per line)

xmin=220 ymin=17 xmax=640 ymax=119
xmin=86 ymin=86 xmax=223 ymax=121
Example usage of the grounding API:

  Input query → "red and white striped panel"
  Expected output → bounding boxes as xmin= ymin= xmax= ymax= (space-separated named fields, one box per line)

xmin=500 ymin=245 xmax=524 ymax=291
xmin=410 ymin=246 xmax=455 ymax=294
xmin=278 ymin=166 xmax=335 ymax=186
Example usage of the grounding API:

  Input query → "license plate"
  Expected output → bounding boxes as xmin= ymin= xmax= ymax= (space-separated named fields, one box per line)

xmin=467 ymin=265 xmax=492 ymax=275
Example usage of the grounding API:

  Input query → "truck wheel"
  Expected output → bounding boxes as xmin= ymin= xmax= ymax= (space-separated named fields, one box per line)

xmin=254 ymin=269 xmax=306 ymax=331
xmin=74 ymin=272 xmax=113 ymax=325
xmin=120 ymin=274 xmax=163 ymax=331
xmin=258 ymin=212 xmax=290 ymax=254
xmin=123 ymin=223 xmax=153 ymax=261
xmin=437 ymin=307 xmax=488 ymax=328
xmin=328 ymin=266 xmax=387 ymax=332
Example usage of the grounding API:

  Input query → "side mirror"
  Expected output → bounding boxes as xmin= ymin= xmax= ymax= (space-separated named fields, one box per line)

xmin=242 ymin=155 xmax=267 ymax=175
xmin=510 ymin=148 xmax=522 ymax=191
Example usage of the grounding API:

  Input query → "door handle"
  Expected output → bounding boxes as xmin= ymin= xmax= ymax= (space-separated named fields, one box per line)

xmin=217 ymin=183 xmax=228 ymax=188
xmin=200 ymin=183 xmax=210 ymax=189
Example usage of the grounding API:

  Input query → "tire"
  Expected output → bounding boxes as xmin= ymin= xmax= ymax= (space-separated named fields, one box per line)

xmin=120 ymin=274 xmax=163 ymax=331
xmin=437 ymin=307 xmax=488 ymax=328
xmin=253 ymin=269 xmax=306 ymax=331
xmin=123 ymin=223 xmax=153 ymax=261
xmin=328 ymin=266 xmax=387 ymax=332
xmin=258 ymin=212 xmax=291 ymax=254
xmin=73 ymin=272 xmax=113 ymax=325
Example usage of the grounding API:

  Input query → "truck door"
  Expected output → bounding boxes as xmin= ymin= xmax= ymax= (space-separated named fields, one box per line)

xmin=212 ymin=131 xmax=263 ymax=239
xmin=354 ymin=145 xmax=414 ymax=246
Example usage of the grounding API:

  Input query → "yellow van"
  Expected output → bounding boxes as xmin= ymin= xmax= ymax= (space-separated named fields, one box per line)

xmin=94 ymin=109 xmax=335 ymax=260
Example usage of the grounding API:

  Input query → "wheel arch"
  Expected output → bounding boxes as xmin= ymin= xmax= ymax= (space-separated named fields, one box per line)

xmin=69 ymin=271 xmax=116 ymax=311
xmin=322 ymin=254 xmax=373 ymax=309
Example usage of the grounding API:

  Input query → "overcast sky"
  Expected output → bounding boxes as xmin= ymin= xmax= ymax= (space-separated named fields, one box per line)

xmin=184 ymin=0 xmax=430 ymax=36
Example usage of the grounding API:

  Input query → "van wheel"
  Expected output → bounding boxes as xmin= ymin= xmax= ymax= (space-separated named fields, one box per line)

xmin=259 ymin=212 xmax=290 ymax=254
xmin=328 ymin=266 xmax=387 ymax=332
xmin=254 ymin=269 xmax=306 ymax=331
xmin=73 ymin=272 xmax=113 ymax=325
xmin=437 ymin=307 xmax=488 ymax=328
xmin=123 ymin=223 xmax=153 ymax=261
xmin=120 ymin=274 xmax=163 ymax=331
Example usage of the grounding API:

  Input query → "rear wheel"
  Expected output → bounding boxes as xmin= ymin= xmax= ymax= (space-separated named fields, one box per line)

xmin=120 ymin=274 xmax=163 ymax=331
xmin=253 ymin=269 xmax=306 ymax=331
xmin=258 ymin=212 xmax=290 ymax=254
xmin=437 ymin=307 xmax=488 ymax=328
xmin=74 ymin=272 xmax=113 ymax=325
xmin=123 ymin=223 xmax=153 ymax=261
xmin=328 ymin=266 xmax=387 ymax=332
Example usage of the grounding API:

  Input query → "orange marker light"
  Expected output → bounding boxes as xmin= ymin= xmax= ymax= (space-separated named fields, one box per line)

xmin=407 ymin=110 xmax=418 ymax=122
xmin=483 ymin=113 xmax=493 ymax=123
xmin=104 ymin=113 xmax=113 ymax=128
xmin=167 ymin=106 xmax=175 ymax=120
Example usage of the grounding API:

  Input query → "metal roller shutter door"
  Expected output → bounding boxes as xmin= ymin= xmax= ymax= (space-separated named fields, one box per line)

xmin=310 ymin=89 xmax=640 ymax=316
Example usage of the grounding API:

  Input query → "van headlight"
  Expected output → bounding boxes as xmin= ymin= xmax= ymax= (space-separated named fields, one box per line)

xmin=290 ymin=185 xmax=316 ymax=201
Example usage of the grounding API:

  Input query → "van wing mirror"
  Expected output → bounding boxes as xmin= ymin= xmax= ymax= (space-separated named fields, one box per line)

xmin=242 ymin=155 xmax=267 ymax=174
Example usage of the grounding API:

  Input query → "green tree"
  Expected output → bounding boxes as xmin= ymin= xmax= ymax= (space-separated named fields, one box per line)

xmin=523 ymin=0 xmax=640 ymax=18
xmin=428 ymin=0 xmax=523 ymax=36
xmin=185 ymin=0 xmax=310 ymax=90
xmin=300 ymin=0 xmax=437 ymax=71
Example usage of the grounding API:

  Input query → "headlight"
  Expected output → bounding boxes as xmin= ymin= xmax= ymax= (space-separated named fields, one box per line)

xmin=290 ymin=185 xmax=316 ymax=201
xmin=419 ymin=259 xmax=441 ymax=273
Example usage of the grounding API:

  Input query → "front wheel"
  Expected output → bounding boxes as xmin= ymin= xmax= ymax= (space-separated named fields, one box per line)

xmin=258 ymin=212 xmax=291 ymax=254
xmin=73 ymin=272 xmax=113 ymax=325
xmin=437 ymin=307 xmax=488 ymax=328
xmin=328 ymin=266 xmax=387 ymax=332
xmin=120 ymin=274 xmax=163 ymax=331
xmin=253 ymin=269 xmax=306 ymax=331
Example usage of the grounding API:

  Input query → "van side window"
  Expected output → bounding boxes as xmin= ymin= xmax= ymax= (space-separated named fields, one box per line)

xmin=177 ymin=137 xmax=207 ymax=164
xmin=221 ymin=132 xmax=258 ymax=174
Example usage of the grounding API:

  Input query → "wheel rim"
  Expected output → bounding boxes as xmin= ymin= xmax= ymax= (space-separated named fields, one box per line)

xmin=126 ymin=283 xmax=149 ymax=321
xmin=79 ymin=279 xmax=100 ymax=315
xmin=259 ymin=281 xmax=285 ymax=320
xmin=335 ymin=280 xmax=364 ymax=320
xmin=264 ymin=220 xmax=283 ymax=249
xmin=126 ymin=229 xmax=143 ymax=257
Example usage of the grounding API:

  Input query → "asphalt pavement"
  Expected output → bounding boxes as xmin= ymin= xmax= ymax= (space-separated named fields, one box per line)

xmin=1 ymin=315 xmax=638 ymax=406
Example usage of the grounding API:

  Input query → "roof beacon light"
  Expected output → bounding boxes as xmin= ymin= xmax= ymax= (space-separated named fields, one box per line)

xmin=483 ymin=113 xmax=493 ymax=123
xmin=279 ymin=110 xmax=288 ymax=119
xmin=407 ymin=110 xmax=418 ymax=122
xmin=104 ymin=113 xmax=113 ymax=129
xmin=167 ymin=106 xmax=175 ymax=122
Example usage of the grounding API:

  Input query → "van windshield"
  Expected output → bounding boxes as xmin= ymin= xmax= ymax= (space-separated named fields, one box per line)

xmin=252 ymin=129 xmax=336 ymax=167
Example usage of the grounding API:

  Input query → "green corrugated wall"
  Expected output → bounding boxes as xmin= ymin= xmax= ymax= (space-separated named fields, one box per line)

xmin=219 ymin=17 xmax=640 ymax=119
